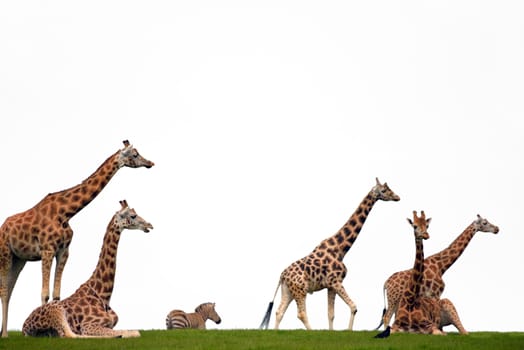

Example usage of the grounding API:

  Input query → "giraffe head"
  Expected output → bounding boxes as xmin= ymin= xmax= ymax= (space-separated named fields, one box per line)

xmin=371 ymin=178 xmax=400 ymax=202
xmin=407 ymin=210 xmax=431 ymax=240
xmin=118 ymin=140 xmax=155 ymax=169
xmin=473 ymin=214 xmax=499 ymax=234
xmin=115 ymin=200 xmax=154 ymax=233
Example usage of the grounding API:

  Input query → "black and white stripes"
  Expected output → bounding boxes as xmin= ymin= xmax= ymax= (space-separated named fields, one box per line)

xmin=166 ymin=302 xmax=221 ymax=329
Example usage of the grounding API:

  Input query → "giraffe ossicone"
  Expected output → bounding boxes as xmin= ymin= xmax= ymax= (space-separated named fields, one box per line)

xmin=22 ymin=200 xmax=153 ymax=338
xmin=376 ymin=210 xmax=443 ymax=337
xmin=377 ymin=214 xmax=499 ymax=334
xmin=0 ymin=140 xmax=154 ymax=337
xmin=260 ymin=178 xmax=399 ymax=330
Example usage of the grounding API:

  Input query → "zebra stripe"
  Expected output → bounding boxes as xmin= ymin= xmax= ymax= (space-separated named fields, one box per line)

xmin=166 ymin=302 xmax=221 ymax=330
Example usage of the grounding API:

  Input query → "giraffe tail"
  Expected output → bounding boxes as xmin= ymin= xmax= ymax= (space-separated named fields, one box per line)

xmin=259 ymin=279 xmax=281 ymax=330
xmin=374 ymin=308 xmax=386 ymax=330
xmin=374 ymin=284 xmax=387 ymax=330
xmin=259 ymin=302 xmax=274 ymax=330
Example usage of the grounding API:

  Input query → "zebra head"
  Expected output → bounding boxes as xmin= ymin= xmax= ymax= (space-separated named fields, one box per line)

xmin=197 ymin=302 xmax=222 ymax=325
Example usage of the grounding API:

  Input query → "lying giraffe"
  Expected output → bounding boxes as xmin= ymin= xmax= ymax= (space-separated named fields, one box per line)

xmin=0 ymin=140 xmax=153 ymax=337
xmin=377 ymin=214 xmax=499 ymax=333
xmin=375 ymin=211 xmax=442 ymax=337
xmin=260 ymin=178 xmax=400 ymax=330
xmin=22 ymin=200 xmax=153 ymax=338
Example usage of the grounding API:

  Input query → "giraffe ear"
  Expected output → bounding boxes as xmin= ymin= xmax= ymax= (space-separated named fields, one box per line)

xmin=407 ymin=218 xmax=413 ymax=225
xmin=426 ymin=217 xmax=432 ymax=224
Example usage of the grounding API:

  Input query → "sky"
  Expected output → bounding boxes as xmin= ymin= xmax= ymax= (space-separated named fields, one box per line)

xmin=1 ymin=1 xmax=523 ymax=333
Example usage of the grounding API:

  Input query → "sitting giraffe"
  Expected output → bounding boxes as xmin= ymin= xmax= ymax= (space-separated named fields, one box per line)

xmin=377 ymin=214 xmax=499 ymax=333
xmin=376 ymin=211 xmax=442 ymax=338
xmin=0 ymin=140 xmax=154 ymax=337
xmin=22 ymin=200 xmax=153 ymax=338
xmin=260 ymin=178 xmax=400 ymax=330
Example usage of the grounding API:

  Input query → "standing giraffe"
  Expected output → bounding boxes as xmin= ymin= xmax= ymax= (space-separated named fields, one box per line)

xmin=0 ymin=140 xmax=154 ymax=337
xmin=377 ymin=214 xmax=499 ymax=333
xmin=260 ymin=178 xmax=400 ymax=330
xmin=375 ymin=211 xmax=442 ymax=337
xmin=22 ymin=200 xmax=153 ymax=338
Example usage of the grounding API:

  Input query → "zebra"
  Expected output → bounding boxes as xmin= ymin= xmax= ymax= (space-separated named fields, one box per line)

xmin=166 ymin=302 xmax=222 ymax=329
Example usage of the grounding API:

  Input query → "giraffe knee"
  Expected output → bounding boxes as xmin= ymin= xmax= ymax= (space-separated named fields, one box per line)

xmin=297 ymin=311 xmax=307 ymax=322
xmin=275 ymin=310 xmax=284 ymax=321
xmin=297 ymin=312 xmax=312 ymax=330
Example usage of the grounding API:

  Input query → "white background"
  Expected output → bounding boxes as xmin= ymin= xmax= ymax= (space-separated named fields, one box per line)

xmin=1 ymin=1 xmax=523 ymax=332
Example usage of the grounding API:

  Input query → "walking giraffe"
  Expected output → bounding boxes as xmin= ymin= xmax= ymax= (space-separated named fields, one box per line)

xmin=22 ymin=200 xmax=153 ymax=338
xmin=0 ymin=140 xmax=154 ymax=337
xmin=377 ymin=214 xmax=499 ymax=333
xmin=260 ymin=178 xmax=400 ymax=330
xmin=375 ymin=211 xmax=442 ymax=337
xmin=166 ymin=302 xmax=222 ymax=329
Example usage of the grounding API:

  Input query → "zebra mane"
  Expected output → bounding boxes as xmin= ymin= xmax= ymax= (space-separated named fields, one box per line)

xmin=195 ymin=302 xmax=215 ymax=315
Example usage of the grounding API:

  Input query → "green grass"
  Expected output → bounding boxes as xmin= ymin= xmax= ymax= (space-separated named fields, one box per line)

xmin=1 ymin=329 xmax=524 ymax=350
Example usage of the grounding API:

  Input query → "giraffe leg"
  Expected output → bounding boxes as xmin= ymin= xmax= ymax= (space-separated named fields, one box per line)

xmin=333 ymin=284 xmax=357 ymax=330
xmin=439 ymin=298 xmax=468 ymax=334
xmin=1 ymin=255 xmax=26 ymax=337
xmin=295 ymin=295 xmax=311 ymax=330
xmin=23 ymin=302 xmax=79 ymax=338
xmin=41 ymin=250 xmax=54 ymax=304
xmin=382 ymin=301 xmax=398 ymax=330
xmin=0 ymin=289 xmax=7 ymax=338
xmin=431 ymin=327 xmax=447 ymax=335
xmin=327 ymin=288 xmax=336 ymax=330
xmin=382 ymin=279 xmax=402 ymax=329
xmin=80 ymin=323 xmax=140 ymax=338
xmin=274 ymin=284 xmax=292 ymax=330
xmin=52 ymin=248 xmax=69 ymax=301
xmin=0 ymin=243 xmax=12 ymax=338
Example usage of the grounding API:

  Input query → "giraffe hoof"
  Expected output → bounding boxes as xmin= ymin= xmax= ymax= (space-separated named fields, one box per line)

xmin=374 ymin=326 xmax=391 ymax=338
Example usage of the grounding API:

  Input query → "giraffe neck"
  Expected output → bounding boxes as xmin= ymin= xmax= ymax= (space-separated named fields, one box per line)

xmin=57 ymin=150 xmax=121 ymax=219
xmin=406 ymin=237 xmax=425 ymax=307
xmin=429 ymin=223 xmax=477 ymax=274
xmin=85 ymin=219 xmax=122 ymax=304
xmin=327 ymin=192 xmax=378 ymax=259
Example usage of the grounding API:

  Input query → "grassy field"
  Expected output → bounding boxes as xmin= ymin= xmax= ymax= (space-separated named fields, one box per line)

xmin=1 ymin=329 xmax=523 ymax=350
